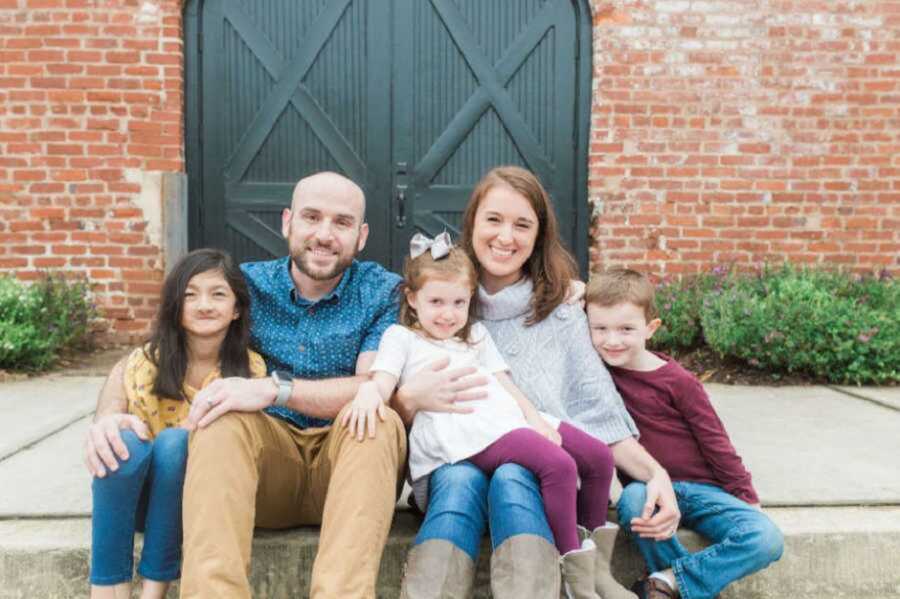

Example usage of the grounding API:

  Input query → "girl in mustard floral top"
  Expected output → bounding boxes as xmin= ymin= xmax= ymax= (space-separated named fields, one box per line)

xmin=90 ymin=249 xmax=266 ymax=599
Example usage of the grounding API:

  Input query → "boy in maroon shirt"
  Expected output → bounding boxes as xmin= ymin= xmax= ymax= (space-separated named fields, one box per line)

xmin=585 ymin=269 xmax=783 ymax=599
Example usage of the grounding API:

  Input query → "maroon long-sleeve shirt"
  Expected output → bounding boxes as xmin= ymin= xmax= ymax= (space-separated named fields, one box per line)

xmin=608 ymin=353 xmax=759 ymax=505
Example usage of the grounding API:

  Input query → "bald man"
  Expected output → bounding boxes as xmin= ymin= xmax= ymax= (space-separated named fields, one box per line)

xmin=179 ymin=172 xmax=406 ymax=598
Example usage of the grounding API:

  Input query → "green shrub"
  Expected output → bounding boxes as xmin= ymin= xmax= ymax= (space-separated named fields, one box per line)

xmin=0 ymin=273 xmax=97 ymax=371
xmin=652 ymin=271 xmax=723 ymax=350
xmin=700 ymin=266 xmax=899 ymax=385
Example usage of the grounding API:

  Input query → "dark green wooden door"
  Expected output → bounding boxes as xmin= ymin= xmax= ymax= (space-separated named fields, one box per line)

xmin=186 ymin=0 xmax=591 ymax=271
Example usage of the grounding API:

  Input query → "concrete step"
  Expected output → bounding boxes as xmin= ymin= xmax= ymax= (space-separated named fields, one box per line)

xmin=2 ymin=507 xmax=899 ymax=598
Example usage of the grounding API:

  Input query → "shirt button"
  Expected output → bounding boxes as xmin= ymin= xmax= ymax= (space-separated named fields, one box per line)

xmin=307 ymin=307 xmax=315 ymax=315
xmin=298 ymin=344 xmax=306 ymax=352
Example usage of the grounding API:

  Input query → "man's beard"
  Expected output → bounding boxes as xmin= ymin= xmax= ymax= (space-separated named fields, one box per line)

xmin=291 ymin=242 xmax=357 ymax=281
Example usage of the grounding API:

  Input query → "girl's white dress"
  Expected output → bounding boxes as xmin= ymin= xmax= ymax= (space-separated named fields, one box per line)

xmin=370 ymin=323 xmax=531 ymax=487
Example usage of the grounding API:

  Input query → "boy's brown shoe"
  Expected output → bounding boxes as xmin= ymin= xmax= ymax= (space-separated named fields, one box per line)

xmin=630 ymin=576 xmax=676 ymax=599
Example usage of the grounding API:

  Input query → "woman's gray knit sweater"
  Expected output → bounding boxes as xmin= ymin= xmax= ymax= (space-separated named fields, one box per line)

xmin=477 ymin=278 xmax=638 ymax=445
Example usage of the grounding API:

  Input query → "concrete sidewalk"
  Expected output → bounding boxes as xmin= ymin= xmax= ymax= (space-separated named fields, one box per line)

xmin=1 ymin=371 xmax=899 ymax=597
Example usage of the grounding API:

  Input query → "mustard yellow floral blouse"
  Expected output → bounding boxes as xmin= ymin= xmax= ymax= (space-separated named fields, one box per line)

xmin=124 ymin=346 xmax=267 ymax=437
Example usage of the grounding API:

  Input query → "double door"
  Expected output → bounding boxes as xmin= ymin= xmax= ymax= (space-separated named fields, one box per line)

xmin=187 ymin=0 xmax=590 ymax=271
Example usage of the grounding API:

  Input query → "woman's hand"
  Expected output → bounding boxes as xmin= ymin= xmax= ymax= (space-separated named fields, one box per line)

xmin=629 ymin=469 xmax=682 ymax=540
xmin=565 ymin=279 xmax=586 ymax=307
xmin=528 ymin=415 xmax=562 ymax=446
xmin=340 ymin=381 xmax=387 ymax=441
xmin=394 ymin=356 xmax=488 ymax=424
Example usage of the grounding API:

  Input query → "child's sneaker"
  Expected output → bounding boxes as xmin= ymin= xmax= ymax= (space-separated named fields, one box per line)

xmin=630 ymin=576 xmax=676 ymax=599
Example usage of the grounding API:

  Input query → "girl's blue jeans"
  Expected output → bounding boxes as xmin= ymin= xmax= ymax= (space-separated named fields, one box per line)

xmin=90 ymin=428 xmax=189 ymax=585
xmin=616 ymin=480 xmax=784 ymax=599
xmin=413 ymin=461 xmax=554 ymax=561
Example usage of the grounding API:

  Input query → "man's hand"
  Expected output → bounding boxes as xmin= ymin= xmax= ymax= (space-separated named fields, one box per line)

xmin=397 ymin=356 xmax=488 ymax=417
xmin=186 ymin=377 xmax=276 ymax=430
xmin=630 ymin=470 xmax=681 ymax=540
xmin=83 ymin=414 xmax=150 ymax=478
xmin=340 ymin=381 xmax=387 ymax=441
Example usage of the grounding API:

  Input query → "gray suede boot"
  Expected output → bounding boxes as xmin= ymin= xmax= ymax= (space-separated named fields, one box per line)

xmin=590 ymin=524 xmax=637 ymax=599
xmin=490 ymin=534 xmax=560 ymax=599
xmin=560 ymin=540 xmax=602 ymax=599
xmin=399 ymin=539 xmax=475 ymax=599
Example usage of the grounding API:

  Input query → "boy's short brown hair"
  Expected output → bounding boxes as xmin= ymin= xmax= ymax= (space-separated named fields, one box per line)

xmin=585 ymin=268 xmax=658 ymax=321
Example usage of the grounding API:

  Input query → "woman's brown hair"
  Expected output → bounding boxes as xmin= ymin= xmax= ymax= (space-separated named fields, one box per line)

xmin=399 ymin=246 xmax=479 ymax=343
xmin=460 ymin=166 xmax=577 ymax=325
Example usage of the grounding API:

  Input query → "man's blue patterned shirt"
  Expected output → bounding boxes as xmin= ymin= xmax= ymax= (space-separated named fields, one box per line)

xmin=240 ymin=257 xmax=401 ymax=429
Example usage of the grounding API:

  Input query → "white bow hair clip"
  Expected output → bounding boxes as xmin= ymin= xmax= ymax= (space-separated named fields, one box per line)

xmin=410 ymin=231 xmax=453 ymax=260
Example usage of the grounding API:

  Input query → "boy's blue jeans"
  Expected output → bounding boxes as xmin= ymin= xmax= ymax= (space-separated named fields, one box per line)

xmin=413 ymin=461 xmax=554 ymax=560
xmin=617 ymin=480 xmax=784 ymax=599
xmin=90 ymin=428 xmax=189 ymax=585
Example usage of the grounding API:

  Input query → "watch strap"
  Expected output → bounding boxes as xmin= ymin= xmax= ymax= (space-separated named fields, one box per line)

xmin=271 ymin=370 xmax=293 ymax=408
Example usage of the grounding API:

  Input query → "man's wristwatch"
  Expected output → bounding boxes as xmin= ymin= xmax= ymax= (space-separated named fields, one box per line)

xmin=270 ymin=370 xmax=293 ymax=408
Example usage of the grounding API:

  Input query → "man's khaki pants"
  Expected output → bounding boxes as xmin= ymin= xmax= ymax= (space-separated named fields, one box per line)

xmin=179 ymin=405 xmax=406 ymax=599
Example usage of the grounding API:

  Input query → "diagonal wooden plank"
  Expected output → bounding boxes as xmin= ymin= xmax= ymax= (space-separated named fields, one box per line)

xmin=221 ymin=0 xmax=354 ymax=185
xmin=434 ymin=0 xmax=554 ymax=181
xmin=222 ymin=0 xmax=366 ymax=184
xmin=413 ymin=1 xmax=558 ymax=186
xmin=227 ymin=210 xmax=287 ymax=258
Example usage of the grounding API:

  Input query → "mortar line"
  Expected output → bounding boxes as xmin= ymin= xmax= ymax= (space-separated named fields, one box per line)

xmin=827 ymin=385 xmax=900 ymax=413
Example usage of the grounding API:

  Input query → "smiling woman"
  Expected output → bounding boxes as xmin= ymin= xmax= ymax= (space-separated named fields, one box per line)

xmin=396 ymin=167 xmax=674 ymax=599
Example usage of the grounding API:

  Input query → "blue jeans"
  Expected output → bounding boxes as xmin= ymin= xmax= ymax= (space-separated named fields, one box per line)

xmin=90 ymin=428 xmax=189 ymax=584
xmin=617 ymin=481 xmax=784 ymax=599
xmin=413 ymin=461 xmax=554 ymax=561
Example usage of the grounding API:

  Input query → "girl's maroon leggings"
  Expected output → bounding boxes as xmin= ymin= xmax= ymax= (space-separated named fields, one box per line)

xmin=467 ymin=421 xmax=615 ymax=554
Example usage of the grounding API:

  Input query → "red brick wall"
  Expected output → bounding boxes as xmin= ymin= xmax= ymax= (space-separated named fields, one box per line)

xmin=588 ymin=0 xmax=900 ymax=277
xmin=0 ymin=0 xmax=184 ymax=340
xmin=2 ymin=1 xmax=898 ymax=341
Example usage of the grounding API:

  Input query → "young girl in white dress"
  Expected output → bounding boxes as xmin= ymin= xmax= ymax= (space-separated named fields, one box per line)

xmin=343 ymin=233 xmax=615 ymax=598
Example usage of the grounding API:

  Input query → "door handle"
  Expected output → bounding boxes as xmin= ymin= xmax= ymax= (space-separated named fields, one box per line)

xmin=395 ymin=184 xmax=407 ymax=227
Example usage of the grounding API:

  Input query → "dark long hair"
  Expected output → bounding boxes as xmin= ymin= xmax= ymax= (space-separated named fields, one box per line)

xmin=460 ymin=166 xmax=577 ymax=325
xmin=145 ymin=249 xmax=252 ymax=401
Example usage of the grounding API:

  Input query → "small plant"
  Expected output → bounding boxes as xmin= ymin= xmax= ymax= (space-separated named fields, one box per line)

xmin=0 ymin=273 xmax=97 ymax=371
xmin=652 ymin=270 xmax=724 ymax=350
xmin=699 ymin=266 xmax=898 ymax=385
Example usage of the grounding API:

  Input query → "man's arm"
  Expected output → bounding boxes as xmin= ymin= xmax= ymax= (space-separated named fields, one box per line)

xmin=610 ymin=436 xmax=681 ymax=540
xmin=83 ymin=355 xmax=150 ymax=477
xmin=187 ymin=351 xmax=378 ymax=429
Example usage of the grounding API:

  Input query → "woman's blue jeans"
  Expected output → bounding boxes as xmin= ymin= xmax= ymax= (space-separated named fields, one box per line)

xmin=617 ymin=481 xmax=784 ymax=599
xmin=413 ymin=461 xmax=554 ymax=561
xmin=90 ymin=428 xmax=189 ymax=585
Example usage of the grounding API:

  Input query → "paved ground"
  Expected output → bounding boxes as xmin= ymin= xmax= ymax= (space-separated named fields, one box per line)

xmin=1 ymin=377 xmax=898 ymax=518
xmin=0 ymin=376 xmax=101 ymax=462
xmin=1 ymin=368 xmax=898 ymax=598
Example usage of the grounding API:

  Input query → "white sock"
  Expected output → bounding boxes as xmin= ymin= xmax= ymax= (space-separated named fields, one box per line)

xmin=650 ymin=571 xmax=679 ymax=592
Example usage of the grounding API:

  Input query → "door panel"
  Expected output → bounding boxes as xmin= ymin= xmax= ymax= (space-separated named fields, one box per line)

xmin=391 ymin=0 xmax=579 ymax=269
xmin=189 ymin=0 xmax=586 ymax=271
xmin=199 ymin=0 xmax=391 ymax=264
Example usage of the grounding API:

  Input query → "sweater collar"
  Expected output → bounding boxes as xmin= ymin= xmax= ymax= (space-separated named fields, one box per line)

xmin=477 ymin=277 xmax=533 ymax=321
